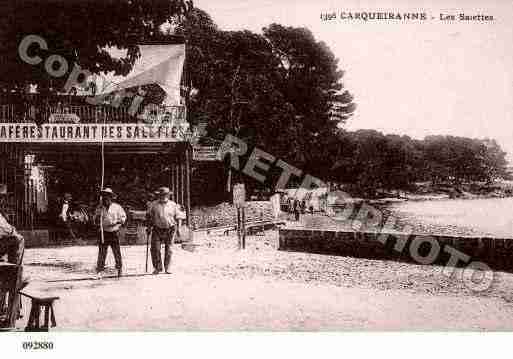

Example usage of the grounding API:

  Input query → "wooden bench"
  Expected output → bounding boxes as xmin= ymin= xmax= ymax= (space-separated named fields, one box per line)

xmin=246 ymin=220 xmax=286 ymax=235
xmin=202 ymin=220 xmax=286 ymax=236
xmin=20 ymin=291 xmax=59 ymax=332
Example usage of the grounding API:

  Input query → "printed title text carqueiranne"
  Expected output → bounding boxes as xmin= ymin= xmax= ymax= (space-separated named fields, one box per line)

xmin=338 ymin=12 xmax=428 ymax=20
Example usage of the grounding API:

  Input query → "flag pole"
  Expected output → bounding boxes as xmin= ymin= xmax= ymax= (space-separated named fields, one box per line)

xmin=99 ymin=108 xmax=105 ymax=245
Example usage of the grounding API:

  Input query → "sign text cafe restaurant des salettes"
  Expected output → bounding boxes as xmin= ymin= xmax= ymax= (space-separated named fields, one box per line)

xmin=0 ymin=43 xmax=192 ymax=246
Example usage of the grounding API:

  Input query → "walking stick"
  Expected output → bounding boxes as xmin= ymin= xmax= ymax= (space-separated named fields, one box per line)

xmin=145 ymin=227 xmax=152 ymax=273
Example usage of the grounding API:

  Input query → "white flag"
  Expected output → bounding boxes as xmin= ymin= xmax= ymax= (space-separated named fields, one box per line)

xmin=95 ymin=44 xmax=185 ymax=106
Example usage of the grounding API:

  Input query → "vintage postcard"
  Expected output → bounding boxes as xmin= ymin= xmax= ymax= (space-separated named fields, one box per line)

xmin=0 ymin=0 xmax=512 ymax=356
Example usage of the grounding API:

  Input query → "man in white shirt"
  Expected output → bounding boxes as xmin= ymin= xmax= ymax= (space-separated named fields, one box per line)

xmin=146 ymin=186 xmax=178 ymax=274
xmin=0 ymin=184 xmax=24 ymax=265
xmin=58 ymin=192 xmax=78 ymax=241
xmin=94 ymin=188 xmax=126 ymax=277
xmin=59 ymin=193 xmax=71 ymax=222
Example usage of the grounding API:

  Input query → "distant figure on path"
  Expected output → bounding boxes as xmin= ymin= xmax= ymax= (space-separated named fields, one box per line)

xmin=293 ymin=198 xmax=301 ymax=222
xmin=176 ymin=204 xmax=186 ymax=231
xmin=94 ymin=188 xmax=126 ymax=277
xmin=146 ymin=187 xmax=178 ymax=275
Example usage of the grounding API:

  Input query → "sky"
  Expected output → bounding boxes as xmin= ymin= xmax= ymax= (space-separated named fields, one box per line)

xmin=194 ymin=0 xmax=513 ymax=160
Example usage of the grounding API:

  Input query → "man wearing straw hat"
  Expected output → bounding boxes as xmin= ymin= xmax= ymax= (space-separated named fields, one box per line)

xmin=0 ymin=184 xmax=24 ymax=265
xmin=146 ymin=186 xmax=179 ymax=274
xmin=94 ymin=188 xmax=126 ymax=277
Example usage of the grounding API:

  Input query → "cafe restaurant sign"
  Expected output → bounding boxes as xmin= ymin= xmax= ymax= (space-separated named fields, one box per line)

xmin=0 ymin=123 xmax=187 ymax=142
xmin=48 ymin=113 xmax=81 ymax=124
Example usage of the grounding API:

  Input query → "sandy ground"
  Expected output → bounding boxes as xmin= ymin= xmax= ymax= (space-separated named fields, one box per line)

xmin=18 ymin=230 xmax=513 ymax=331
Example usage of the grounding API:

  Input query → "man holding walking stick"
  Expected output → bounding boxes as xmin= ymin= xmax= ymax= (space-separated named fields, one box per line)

xmin=146 ymin=187 xmax=179 ymax=275
xmin=145 ymin=226 xmax=151 ymax=273
xmin=94 ymin=188 xmax=126 ymax=278
xmin=145 ymin=191 xmax=157 ymax=272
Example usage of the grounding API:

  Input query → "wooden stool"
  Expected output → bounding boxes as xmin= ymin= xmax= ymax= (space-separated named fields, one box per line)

xmin=20 ymin=292 xmax=59 ymax=332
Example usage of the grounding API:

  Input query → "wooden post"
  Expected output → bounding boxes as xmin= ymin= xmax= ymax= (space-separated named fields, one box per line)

xmin=168 ymin=155 xmax=175 ymax=197
xmin=233 ymin=183 xmax=246 ymax=250
xmin=172 ymin=160 xmax=177 ymax=202
xmin=0 ymin=143 xmax=6 ymax=187
xmin=178 ymin=161 xmax=181 ymax=205
xmin=237 ymin=208 xmax=242 ymax=250
xmin=14 ymin=145 xmax=25 ymax=228
xmin=175 ymin=162 xmax=179 ymax=204
xmin=176 ymin=161 xmax=180 ymax=205
xmin=172 ymin=161 xmax=177 ymax=202
xmin=180 ymin=156 xmax=185 ymax=208
xmin=179 ymin=161 xmax=183 ymax=206
xmin=185 ymin=145 xmax=191 ymax=228
xmin=241 ymin=207 xmax=246 ymax=249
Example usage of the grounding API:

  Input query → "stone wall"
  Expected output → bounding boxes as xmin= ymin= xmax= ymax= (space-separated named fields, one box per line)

xmin=191 ymin=201 xmax=274 ymax=229
xmin=278 ymin=229 xmax=513 ymax=271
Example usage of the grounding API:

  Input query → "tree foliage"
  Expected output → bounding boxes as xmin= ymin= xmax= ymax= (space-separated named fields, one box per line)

xmin=0 ymin=0 xmax=193 ymax=92
xmin=174 ymin=11 xmax=356 ymax=169
xmin=1 ymin=4 xmax=506 ymax=200
xmin=172 ymin=9 xmax=507 ymax=197
xmin=331 ymin=131 xmax=510 ymax=196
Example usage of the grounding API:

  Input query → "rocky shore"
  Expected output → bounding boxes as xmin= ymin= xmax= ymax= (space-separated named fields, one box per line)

xmin=368 ymin=180 xmax=513 ymax=205
xmin=186 ymin=181 xmax=513 ymax=236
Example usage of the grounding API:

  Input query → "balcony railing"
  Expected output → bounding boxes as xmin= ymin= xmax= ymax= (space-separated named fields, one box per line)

xmin=0 ymin=94 xmax=185 ymax=124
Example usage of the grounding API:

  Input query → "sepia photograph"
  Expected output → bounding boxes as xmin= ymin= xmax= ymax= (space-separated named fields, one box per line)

xmin=1 ymin=0 xmax=512 ymax=355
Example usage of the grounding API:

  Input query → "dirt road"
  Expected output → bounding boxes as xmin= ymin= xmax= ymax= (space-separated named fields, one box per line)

xmin=19 ymin=231 xmax=513 ymax=330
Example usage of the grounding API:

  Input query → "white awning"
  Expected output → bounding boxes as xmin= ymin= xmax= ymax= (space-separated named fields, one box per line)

xmin=92 ymin=44 xmax=185 ymax=106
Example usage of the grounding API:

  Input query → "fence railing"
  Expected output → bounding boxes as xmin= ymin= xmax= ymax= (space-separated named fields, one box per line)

xmin=0 ymin=104 xmax=15 ymax=120
xmin=0 ymin=100 xmax=185 ymax=124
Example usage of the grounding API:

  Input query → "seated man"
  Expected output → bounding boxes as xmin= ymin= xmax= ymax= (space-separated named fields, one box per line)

xmin=0 ymin=184 xmax=24 ymax=265
xmin=0 ymin=184 xmax=26 ymax=319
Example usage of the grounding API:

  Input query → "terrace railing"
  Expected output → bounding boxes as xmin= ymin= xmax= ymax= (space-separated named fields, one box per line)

xmin=0 ymin=94 xmax=185 ymax=124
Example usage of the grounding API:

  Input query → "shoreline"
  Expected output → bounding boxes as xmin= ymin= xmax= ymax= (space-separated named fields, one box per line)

xmin=368 ymin=193 xmax=513 ymax=205
xmin=329 ymin=192 xmax=513 ymax=238
xmin=366 ymin=188 xmax=513 ymax=205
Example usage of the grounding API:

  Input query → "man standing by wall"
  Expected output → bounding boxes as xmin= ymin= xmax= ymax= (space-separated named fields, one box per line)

xmin=58 ymin=192 xmax=78 ymax=242
xmin=94 ymin=188 xmax=126 ymax=277
xmin=293 ymin=197 xmax=301 ymax=222
xmin=0 ymin=184 xmax=24 ymax=265
xmin=146 ymin=187 xmax=178 ymax=275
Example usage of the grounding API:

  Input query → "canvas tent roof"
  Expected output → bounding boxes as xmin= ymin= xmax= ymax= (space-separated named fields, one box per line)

xmin=89 ymin=44 xmax=185 ymax=106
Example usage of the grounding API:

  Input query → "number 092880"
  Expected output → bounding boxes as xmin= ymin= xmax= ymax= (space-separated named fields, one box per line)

xmin=22 ymin=341 xmax=54 ymax=350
